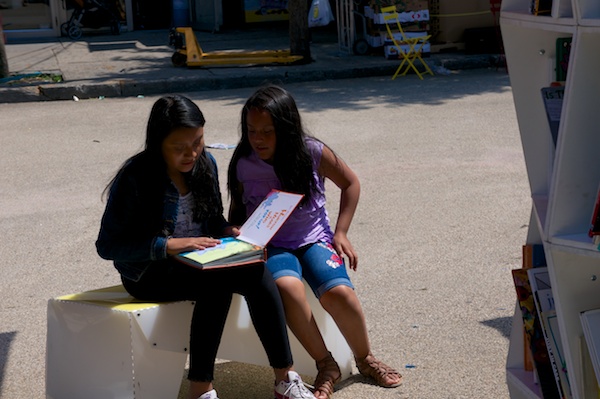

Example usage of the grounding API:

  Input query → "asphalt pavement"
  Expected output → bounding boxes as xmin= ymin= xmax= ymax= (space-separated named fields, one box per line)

xmin=0 ymin=25 xmax=500 ymax=103
xmin=0 ymin=69 xmax=526 ymax=399
xmin=0 ymin=22 xmax=521 ymax=399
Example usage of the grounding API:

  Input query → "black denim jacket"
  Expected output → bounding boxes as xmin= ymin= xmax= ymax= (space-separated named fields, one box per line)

xmin=96 ymin=151 xmax=228 ymax=281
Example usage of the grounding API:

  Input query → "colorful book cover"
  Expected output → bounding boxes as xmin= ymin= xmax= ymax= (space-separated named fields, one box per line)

xmin=522 ymin=244 xmax=547 ymax=269
xmin=512 ymin=268 xmax=562 ymax=399
xmin=588 ymin=183 xmax=600 ymax=245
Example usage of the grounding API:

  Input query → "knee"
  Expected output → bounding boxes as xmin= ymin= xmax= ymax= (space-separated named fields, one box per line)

xmin=319 ymin=285 xmax=356 ymax=312
xmin=276 ymin=276 xmax=307 ymax=301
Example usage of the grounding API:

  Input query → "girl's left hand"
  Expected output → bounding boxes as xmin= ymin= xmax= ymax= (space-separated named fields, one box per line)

xmin=333 ymin=232 xmax=358 ymax=271
xmin=224 ymin=225 xmax=240 ymax=237
xmin=166 ymin=236 xmax=221 ymax=255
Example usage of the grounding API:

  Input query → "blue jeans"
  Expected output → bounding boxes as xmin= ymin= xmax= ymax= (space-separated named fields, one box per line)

xmin=267 ymin=241 xmax=354 ymax=299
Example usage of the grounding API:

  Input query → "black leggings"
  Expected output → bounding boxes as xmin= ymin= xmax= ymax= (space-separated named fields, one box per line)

xmin=121 ymin=259 xmax=293 ymax=382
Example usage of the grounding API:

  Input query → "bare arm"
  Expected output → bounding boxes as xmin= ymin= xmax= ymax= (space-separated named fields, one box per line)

xmin=318 ymin=145 xmax=361 ymax=270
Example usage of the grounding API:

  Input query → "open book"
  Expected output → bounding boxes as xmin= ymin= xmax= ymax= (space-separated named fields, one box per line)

xmin=176 ymin=190 xmax=303 ymax=270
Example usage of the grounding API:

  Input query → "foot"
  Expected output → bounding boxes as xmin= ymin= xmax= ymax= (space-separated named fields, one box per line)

xmin=313 ymin=352 xmax=341 ymax=399
xmin=196 ymin=389 xmax=219 ymax=399
xmin=355 ymin=352 xmax=402 ymax=388
xmin=275 ymin=371 xmax=317 ymax=399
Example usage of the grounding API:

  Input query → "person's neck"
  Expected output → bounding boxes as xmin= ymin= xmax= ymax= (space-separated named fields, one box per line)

xmin=169 ymin=172 xmax=189 ymax=195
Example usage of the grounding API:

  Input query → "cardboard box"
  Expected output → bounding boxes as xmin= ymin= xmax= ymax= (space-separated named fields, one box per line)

xmin=383 ymin=31 xmax=431 ymax=59
xmin=383 ymin=30 xmax=430 ymax=43
xmin=365 ymin=5 xmax=429 ymax=24
xmin=384 ymin=42 xmax=431 ymax=59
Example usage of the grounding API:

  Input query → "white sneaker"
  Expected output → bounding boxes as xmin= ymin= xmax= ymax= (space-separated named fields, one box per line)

xmin=197 ymin=389 xmax=219 ymax=399
xmin=274 ymin=371 xmax=316 ymax=399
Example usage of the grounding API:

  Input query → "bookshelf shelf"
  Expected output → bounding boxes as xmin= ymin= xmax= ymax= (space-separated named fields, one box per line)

xmin=574 ymin=0 xmax=600 ymax=24
xmin=507 ymin=368 xmax=543 ymax=399
xmin=549 ymin=236 xmax=600 ymax=257
xmin=502 ymin=1 xmax=600 ymax=398
xmin=501 ymin=11 xmax=575 ymax=26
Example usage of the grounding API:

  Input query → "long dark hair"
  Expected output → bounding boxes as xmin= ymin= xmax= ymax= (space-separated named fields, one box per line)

xmin=106 ymin=94 xmax=223 ymax=220
xmin=227 ymin=85 xmax=317 ymax=204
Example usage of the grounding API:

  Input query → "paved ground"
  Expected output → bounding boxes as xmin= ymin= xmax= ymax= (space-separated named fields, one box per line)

xmin=0 ymin=67 xmax=527 ymax=398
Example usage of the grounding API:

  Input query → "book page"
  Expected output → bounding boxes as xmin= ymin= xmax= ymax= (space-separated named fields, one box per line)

xmin=180 ymin=237 xmax=257 ymax=265
xmin=237 ymin=190 xmax=303 ymax=247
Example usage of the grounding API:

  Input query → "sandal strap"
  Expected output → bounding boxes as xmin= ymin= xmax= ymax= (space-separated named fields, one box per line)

xmin=355 ymin=352 xmax=403 ymax=388
xmin=313 ymin=352 xmax=341 ymax=399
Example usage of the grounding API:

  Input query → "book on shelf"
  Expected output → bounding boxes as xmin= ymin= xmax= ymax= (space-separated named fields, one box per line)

xmin=528 ymin=267 xmax=572 ymax=399
xmin=556 ymin=37 xmax=572 ymax=83
xmin=588 ymin=183 xmax=600 ymax=247
xmin=541 ymin=86 xmax=564 ymax=147
xmin=580 ymin=308 xmax=600 ymax=391
xmin=522 ymin=243 xmax=547 ymax=269
xmin=521 ymin=244 xmax=547 ymax=370
xmin=176 ymin=190 xmax=303 ymax=270
xmin=544 ymin=310 xmax=572 ymax=399
xmin=512 ymin=268 xmax=562 ymax=399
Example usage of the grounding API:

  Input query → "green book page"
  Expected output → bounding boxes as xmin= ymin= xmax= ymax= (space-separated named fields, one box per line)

xmin=180 ymin=237 xmax=257 ymax=265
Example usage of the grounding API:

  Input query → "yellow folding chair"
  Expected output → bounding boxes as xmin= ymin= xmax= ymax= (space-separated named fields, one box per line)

xmin=381 ymin=5 xmax=433 ymax=80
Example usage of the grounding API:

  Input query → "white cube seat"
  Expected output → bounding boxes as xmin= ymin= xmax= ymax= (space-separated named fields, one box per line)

xmin=46 ymin=284 xmax=352 ymax=399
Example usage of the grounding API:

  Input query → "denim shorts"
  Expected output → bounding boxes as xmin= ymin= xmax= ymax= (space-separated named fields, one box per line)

xmin=266 ymin=241 xmax=354 ymax=299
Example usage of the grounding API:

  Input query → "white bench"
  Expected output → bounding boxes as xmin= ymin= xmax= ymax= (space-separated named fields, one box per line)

xmin=46 ymin=284 xmax=353 ymax=399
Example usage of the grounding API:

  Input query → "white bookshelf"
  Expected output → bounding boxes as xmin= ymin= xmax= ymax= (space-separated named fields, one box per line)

xmin=501 ymin=0 xmax=600 ymax=398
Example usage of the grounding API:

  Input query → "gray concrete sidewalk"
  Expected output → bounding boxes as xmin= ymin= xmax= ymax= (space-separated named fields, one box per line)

xmin=0 ymin=27 xmax=501 ymax=103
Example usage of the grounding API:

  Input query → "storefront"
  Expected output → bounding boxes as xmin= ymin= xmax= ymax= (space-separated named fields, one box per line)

xmin=2 ymin=0 xmax=495 ymax=47
xmin=1 ymin=0 xmax=226 ymax=40
xmin=1 ymin=0 xmax=59 ymax=38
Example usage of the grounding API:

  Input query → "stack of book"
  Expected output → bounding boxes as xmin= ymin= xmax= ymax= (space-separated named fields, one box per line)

xmin=512 ymin=244 xmax=571 ymax=399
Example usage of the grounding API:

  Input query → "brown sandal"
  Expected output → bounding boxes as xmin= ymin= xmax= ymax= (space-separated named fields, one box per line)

xmin=313 ymin=351 xmax=341 ymax=399
xmin=355 ymin=352 xmax=403 ymax=388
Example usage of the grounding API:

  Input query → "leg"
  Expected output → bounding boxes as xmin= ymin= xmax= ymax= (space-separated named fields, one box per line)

xmin=319 ymin=285 xmax=370 ymax=358
xmin=122 ymin=261 xmax=234 ymax=399
xmin=187 ymin=289 xmax=233 ymax=395
xmin=277 ymin=276 xmax=330 ymax=362
xmin=267 ymin=246 xmax=340 ymax=399
xmin=276 ymin=276 xmax=342 ymax=399
xmin=266 ymin=248 xmax=331 ymax=363
xmin=234 ymin=263 xmax=294 ymax=372
xmin=234 ymin=264 xmax=318 ymax=398
xmin=301 ymin=242 xmax=402 ymax=389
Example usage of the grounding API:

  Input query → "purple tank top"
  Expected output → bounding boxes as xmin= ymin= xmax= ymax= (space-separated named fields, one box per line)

xmin=236 ymin=138 xmax=333 ymax=249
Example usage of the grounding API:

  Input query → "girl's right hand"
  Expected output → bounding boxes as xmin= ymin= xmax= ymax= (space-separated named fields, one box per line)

xmin=166 ymin=236 xmax=221 ymax=255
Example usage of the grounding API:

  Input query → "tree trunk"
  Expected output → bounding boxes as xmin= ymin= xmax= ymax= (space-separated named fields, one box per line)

xmin=288 ymin=0 xmax=311 ymax=62
xmin=0 ymin=25 xmax=8 ymax=78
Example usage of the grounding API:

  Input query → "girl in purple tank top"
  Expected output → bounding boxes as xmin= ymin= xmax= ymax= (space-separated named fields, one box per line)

xmin=228 ymin=85 xmax=402 ymax=399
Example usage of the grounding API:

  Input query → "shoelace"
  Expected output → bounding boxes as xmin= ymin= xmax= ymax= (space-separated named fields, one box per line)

xmin=282 ymin=377 xmax=314 ymax=398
